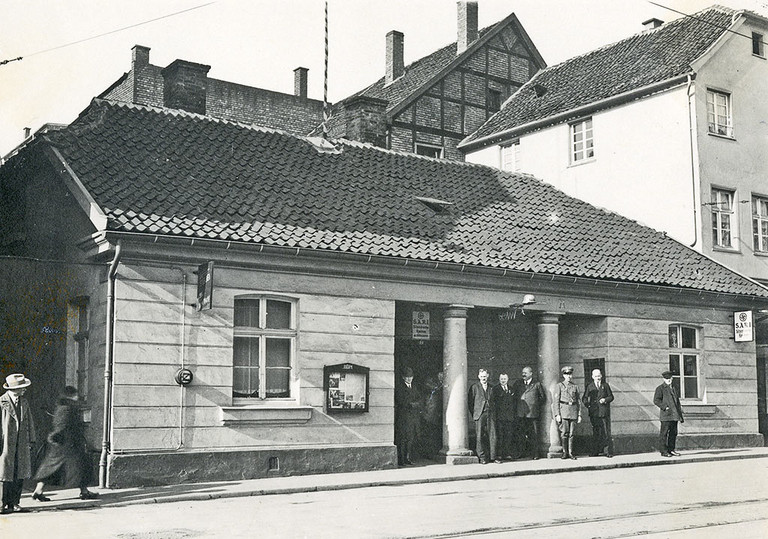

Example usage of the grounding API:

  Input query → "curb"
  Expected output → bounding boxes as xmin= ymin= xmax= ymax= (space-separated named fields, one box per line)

xmin=22 ymin=449 xmax=768 ymax=512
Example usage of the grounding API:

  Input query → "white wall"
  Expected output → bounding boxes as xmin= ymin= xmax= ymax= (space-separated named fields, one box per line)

xmin=467 ymin=86 xmax=696 ymax=244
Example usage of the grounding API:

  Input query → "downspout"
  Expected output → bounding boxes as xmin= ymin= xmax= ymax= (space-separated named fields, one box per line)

xmin=687 ymin=73 xmax=699 ymax=248
xmin=99 ymin=240 xmax=122 ymax=488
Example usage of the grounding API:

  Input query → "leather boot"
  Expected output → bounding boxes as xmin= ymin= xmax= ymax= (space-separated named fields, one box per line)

xmin=569 ymin=437 xmax=577 ymax=460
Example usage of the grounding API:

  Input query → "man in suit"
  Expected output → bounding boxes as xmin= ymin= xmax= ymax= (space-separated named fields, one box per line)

xmin=582 ymin=368 xmax=614 ymax=458
xmin=394 ymin=367 xmax=421 ymax=466
xmin=0 ymin=373 xmax=36 ymax=514
xmin=468 ymin=368 xmax=492 ymax=464
xmin=553 ymin=365 xmax=582 ymax=460
xmin=653 ymin=370 xmax=684 ymax=457
xmin=512 ymin=366 xmax=546 ymax=460
xmin=489 ymin=373 xmax=516 ymax=463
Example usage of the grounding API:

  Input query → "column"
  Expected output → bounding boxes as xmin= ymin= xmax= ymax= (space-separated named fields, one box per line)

xmin=537 ymin=313 xmax=563 ymax=458
xmin=441 ymin=304 xmax=476 ymax=464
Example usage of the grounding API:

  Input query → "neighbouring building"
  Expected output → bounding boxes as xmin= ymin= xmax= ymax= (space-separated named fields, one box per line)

xmin=1 ymin=97 xmax=767 ymax=487
xmin=93 ymin=2 xmax=545 ymax=160
xmin=459 ymin=5 xmax=768 ymax=438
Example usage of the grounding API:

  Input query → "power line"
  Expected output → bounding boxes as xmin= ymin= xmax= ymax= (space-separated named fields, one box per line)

xmin=0 ymin=1 xmax=216 ymax=66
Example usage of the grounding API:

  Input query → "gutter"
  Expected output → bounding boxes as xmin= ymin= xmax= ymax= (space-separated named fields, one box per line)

xmin=459 ymin=74 xmax=691 ymax=151
xmin=99 ymin=240 xmax=122 ymax=488
xmin=686 ymin=74 xmax=699 ymax=248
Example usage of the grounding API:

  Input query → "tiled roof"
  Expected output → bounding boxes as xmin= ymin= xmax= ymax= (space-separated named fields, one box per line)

xmin=39 ymin=98 xmax=768 ymax=297
xmin=461 ymin=6 xmax=735 ymax=147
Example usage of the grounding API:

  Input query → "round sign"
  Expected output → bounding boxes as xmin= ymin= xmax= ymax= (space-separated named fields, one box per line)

xmin=175 ymin=368 xmax=194 ymax=386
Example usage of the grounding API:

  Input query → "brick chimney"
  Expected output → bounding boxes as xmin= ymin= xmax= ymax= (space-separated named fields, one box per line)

xmin=294 ymin=67 xmax=308 ymax=98
xmin=132 ymin=45 xmax=150 ymax=70
xmin=457 ymin=1 xmax=478 ymax=55
xmin=161 ymin=59 xmax=211 ymax=115
xmin=386 ymin=30 xmax=404 ymax=85
xmin=642 ymin=18 xmax=663 ymax=31
xmin=340 ymin=96 xmax=388 ymax=147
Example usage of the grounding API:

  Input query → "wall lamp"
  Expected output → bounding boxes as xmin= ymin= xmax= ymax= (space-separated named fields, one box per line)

xmin=509 ymin=294 xmax=537 ymax=319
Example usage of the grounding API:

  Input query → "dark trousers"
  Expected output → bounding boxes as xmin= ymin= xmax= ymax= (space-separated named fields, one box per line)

xmin=660 ymin=420 xmax=679 ymax=453
xmin=589 ymin=415 xmax=612 ymax=455
xmin=559 ymin=418 xmax=577 ymax=456
xmin=516 ymin=417 xmax=540 ymax=458
xmin=1 ymin=480 xmax=23 ymax=507
xmin=491 ymin=419 xmax=514 ymax=460
xmin=474 ymin=411 xmax=491 ymax=460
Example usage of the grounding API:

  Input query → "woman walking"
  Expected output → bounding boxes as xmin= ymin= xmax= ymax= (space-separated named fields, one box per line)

xmin=31 ymin=386 xmax=98 ymax=501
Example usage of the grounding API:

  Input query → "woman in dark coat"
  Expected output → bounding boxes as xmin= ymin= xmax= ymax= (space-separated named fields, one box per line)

xmin=31 ymin=386 xmax=98 ymax=501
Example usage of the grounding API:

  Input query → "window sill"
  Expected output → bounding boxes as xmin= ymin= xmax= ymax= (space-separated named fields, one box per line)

xmin=707 ymin=132 xmax=735 ymax=141
xmin=220 ymin=405 xmax=313 ymax=426
xmin=568 ymin=157 xmax=595 ymax=168
xmin=754 ymin=250 xmax=768 ymax=257
xmin=712 ymin=245 xmax=741 ymax=254
xmin=681 ymin=403 xmax=717 ymax=417
xmin=753 ymin=53 xmax=766 ymax=60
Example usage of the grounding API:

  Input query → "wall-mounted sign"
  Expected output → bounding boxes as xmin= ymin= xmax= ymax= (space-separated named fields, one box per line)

xmin=174 ymin=368 xmax=194 ymax=386
xmin=196 ymin=261 xmax=214 ymax=311
xmin=412 ymin=311 xmax=430 ymax=340
xmin=734 ymin=310 xmax=754 ymax=342
xmin=324 ymin=363 xmax=370 ymax=414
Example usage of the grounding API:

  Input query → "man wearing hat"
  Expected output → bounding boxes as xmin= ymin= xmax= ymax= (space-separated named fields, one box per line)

xmin=653 ymin=370 xmax=684 ymax=457
xmin=553 ymin=366 xmax=581 ymax=460
xmin=0 ymin=373 xmax=36 ymax=514
xmin=394 ymin=367 xmax=421 ymax=466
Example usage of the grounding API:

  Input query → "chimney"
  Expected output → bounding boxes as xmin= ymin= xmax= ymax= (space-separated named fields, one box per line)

xmin=132 ymin=45 xmax=150 ymax=70
xmin=294 ymin=67 xmax=308 ymax=98
xmin=386 ymin=30 xmax=404 ymax=85
xmin=457 ymin=1 xmax=479 ymax=54
xmin=23 ymin=127 xmax=31 ymax=139
xmin=642 ymin=18 xmax=663 ymax=31
xmin=161 ymin=59 xmax=211 ymax=115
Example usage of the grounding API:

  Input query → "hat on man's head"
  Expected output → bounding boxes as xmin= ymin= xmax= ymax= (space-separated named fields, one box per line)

xmin=403 ymin=367 xmax=414 ymax=378
xmin=661 ymin=370 xmax=673 ymax=379
xmin=3 ymin=373 xmax=31 ymax=390
xmin=561 ymin=366 xmax=574 ymax=375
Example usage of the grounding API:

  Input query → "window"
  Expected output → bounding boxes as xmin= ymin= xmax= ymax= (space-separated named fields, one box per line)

xmin=500 ymin=141 xmax=520 ymax=172
xmin=415 ymin=143 xmax=443 ymax=159
xmin=570 ymin=118 xmax=594 ymax=162
xmin=753 ymin=32 xmax=764 ymax=57
xmin=753 ymin=196 xmax=768 ymax=252
xmin=232 ymin=297 xmax=296 ymax=399
xmin=706 ymin=90 xmax=733 ymax=137
xmin=711 ymin=188 xmax=735 ymax=248
xmin=487 ymin=88 xmax=502 ymax=113
xmin=668 ymin=325 xmax=701 ymax=399
xmin=65 ymin=297 xmax=89 ymax=402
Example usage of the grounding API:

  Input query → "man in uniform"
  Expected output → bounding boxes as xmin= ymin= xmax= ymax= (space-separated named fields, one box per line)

xmin=582 ymin=368 xmax=614 ymax=457
xmin=553 ymin=366 xmax=581 ymax=460
xmin=653 ymin=370 xmax=684 ymax=457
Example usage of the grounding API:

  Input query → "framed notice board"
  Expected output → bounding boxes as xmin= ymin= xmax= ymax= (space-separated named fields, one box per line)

xmin=324 ymin=363 xmax=370 ymax=414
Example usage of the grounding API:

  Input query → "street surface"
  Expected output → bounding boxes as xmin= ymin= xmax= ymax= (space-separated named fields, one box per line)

xmin=1 ymin=457 xmax=767 ymax=538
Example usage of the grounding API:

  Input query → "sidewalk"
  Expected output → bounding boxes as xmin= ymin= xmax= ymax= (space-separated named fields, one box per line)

xmin=18 ymin=446 xmax=768 ymax=513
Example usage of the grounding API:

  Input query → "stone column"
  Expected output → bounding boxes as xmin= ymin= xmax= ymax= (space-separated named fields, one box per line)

xmin=537 ymin=313 xmax=563 ymax=458
xmin=441 ymin=304 xmax=476 ymax=464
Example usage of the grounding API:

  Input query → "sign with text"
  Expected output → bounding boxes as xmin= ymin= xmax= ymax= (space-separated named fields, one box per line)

xmin=196 ymin=261 xmax=214 ymax=311
xmin=734 ymin=310 xmax=754 ymax=342
xmin=412 ymin=311 xmax=430 ymax=340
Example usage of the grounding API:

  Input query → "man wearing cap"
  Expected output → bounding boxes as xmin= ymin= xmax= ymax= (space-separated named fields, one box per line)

xmin=468 ymin=368 xmax=492 ymax=464
xmin=553 ymin=366 xmax=581 ymax=460
xmin=395 ymin=367 xmax=421 ymax=466
xmin=0 ymin=373 xmax=36 ymax=514
xmin=654 ymin=370 xmax=684 ymax=457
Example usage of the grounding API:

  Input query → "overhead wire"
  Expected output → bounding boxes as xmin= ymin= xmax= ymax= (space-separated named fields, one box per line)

xmin=0 ymin=1 xmax=217 ymax=66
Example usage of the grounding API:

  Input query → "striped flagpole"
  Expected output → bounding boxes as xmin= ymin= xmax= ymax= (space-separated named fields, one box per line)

xmin=322 ymin=0 xmax=329 ymax=140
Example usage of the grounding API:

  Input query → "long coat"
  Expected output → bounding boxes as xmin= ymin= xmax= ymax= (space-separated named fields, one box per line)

xmin=512 ymin=379 xmax=546 ymax=419
xmin=582 ymin=382 xmax=614 ymax=418
xmin=395 ymin=380 xmax=422 ymax=443
xmin=0 ymin=391 xmax=36 ymax=481
xmin=653 ymin=383 xmax=684 ymax=422
xmin=34 ymin=397 xmax=90 ymax=487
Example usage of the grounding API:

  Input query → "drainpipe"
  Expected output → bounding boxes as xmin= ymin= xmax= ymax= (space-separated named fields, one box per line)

xmin=687 ymin=74 xmax=699 ymax=248
xmin=99 ymin=241 xmax=122 ymax=488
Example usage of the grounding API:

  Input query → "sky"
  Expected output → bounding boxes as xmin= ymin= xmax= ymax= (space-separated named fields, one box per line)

xmin=1 ymin=0 xmax=767 ymax=156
